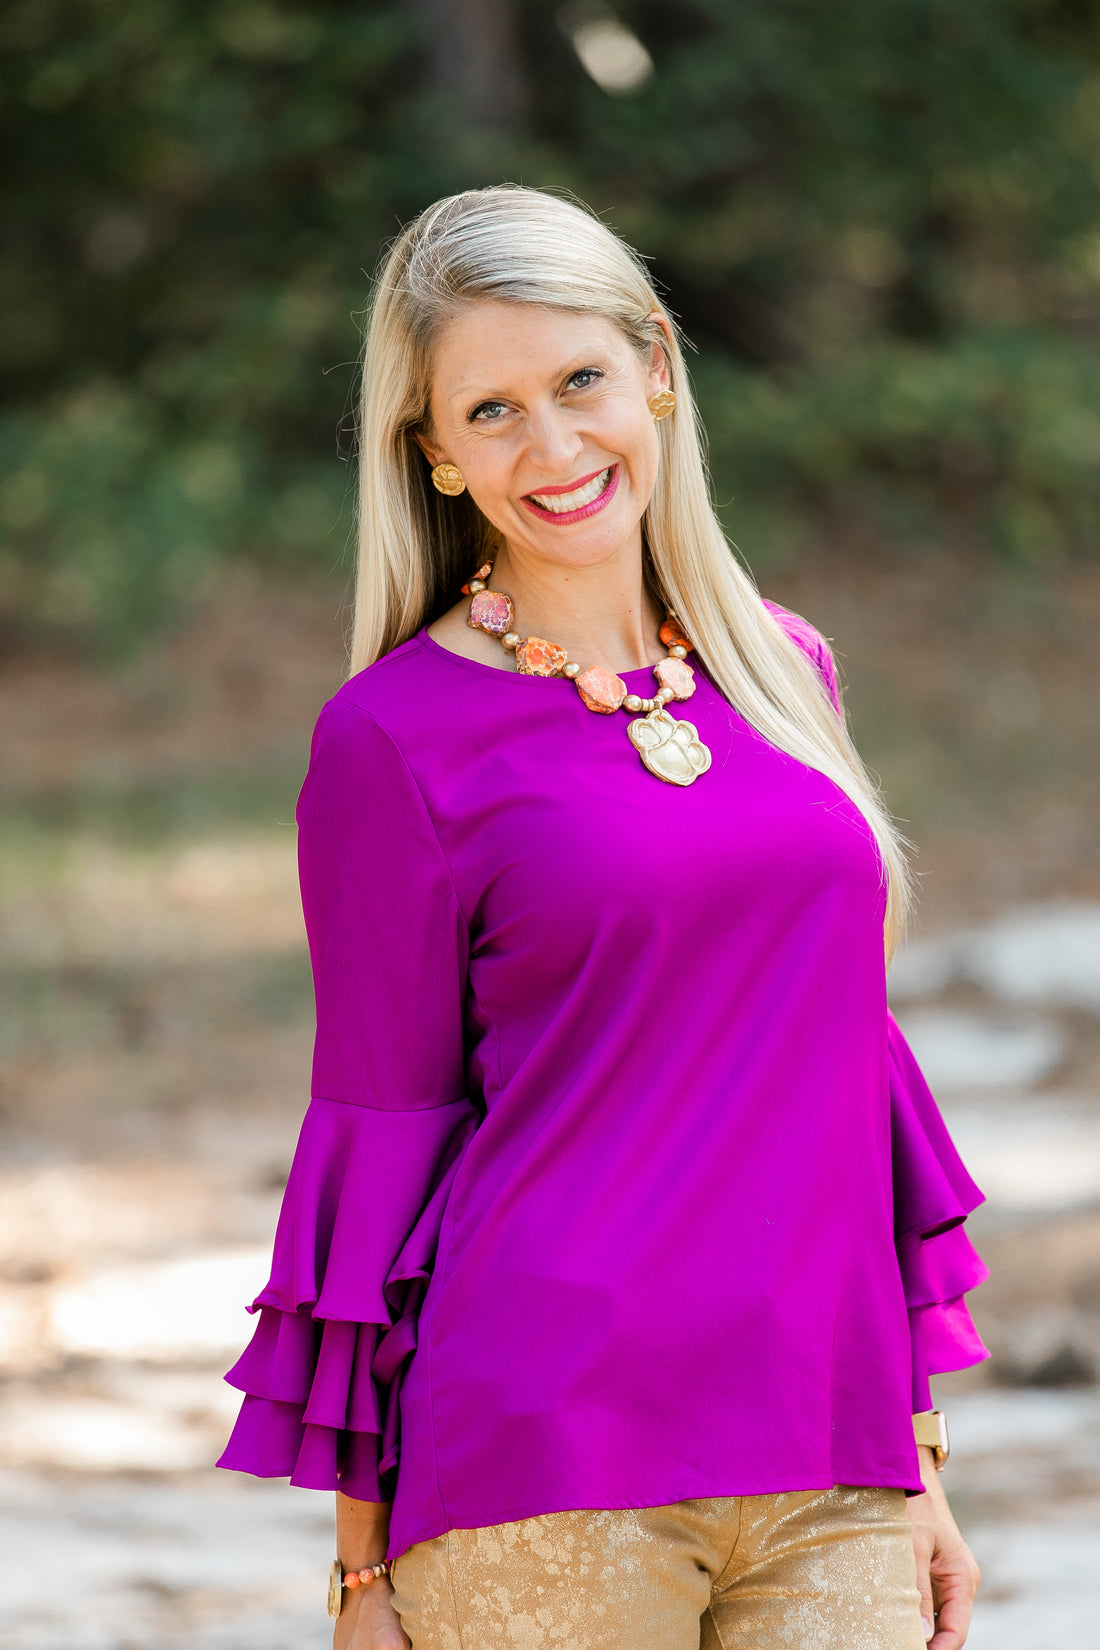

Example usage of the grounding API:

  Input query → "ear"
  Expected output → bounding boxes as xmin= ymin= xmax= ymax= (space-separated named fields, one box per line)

xmin=411 ymin=427 xmax=445 ymax=468
xmin=644 ymin=311 xmax=674 ymax=400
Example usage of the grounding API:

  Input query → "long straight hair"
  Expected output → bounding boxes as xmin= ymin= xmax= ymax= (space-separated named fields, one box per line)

xmin=351 ymin=186 xmax=912 ymax=953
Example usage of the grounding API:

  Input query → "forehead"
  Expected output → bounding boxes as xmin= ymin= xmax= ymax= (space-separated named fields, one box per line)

xmin=430 ymin=301 xmax=629 ymax=400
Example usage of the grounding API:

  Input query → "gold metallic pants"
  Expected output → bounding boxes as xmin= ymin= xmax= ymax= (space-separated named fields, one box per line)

xmin=389 ymin=1486 xmax=926 ymax=1650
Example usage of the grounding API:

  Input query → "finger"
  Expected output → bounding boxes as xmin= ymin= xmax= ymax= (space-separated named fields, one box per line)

xmin=910 ymin=1533 xmax=935 ymax=1641
xmin=916 ymin=1551 xmax=936 ymax=1643
xmin=928 ymin=1576 xmax=974 ymax=1650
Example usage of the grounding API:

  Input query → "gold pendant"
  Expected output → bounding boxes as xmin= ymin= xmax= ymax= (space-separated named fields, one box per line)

xmin=627 ymin=708 xmax=711 ymax=786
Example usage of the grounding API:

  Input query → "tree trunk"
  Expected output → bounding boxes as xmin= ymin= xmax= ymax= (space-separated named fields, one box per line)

xmin=408 ymin=0 xmax=529 ymax=136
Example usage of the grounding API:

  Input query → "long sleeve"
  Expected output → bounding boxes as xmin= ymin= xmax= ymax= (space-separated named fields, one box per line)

xmin=217 ymin=696 xmax=480 ymax=1500
xmin=765 ymin=599 xmax=990 ymax=1408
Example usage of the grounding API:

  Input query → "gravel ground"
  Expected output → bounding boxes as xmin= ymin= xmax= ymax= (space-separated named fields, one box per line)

xmin=1 ymin=1388 xmax=1098 ymax=1647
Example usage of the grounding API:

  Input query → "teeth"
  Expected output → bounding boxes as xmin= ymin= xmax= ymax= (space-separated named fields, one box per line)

xmin=530 ymin=468 xmax=611 ymax=513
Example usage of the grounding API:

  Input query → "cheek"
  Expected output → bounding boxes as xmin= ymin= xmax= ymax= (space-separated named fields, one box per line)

xmin=461 ymin=449 xmax=523 ymax=523
xmin=620 ymin=415 xmax=661 ymax=490
xmin=451 ymin=435 xmax=503 ymax=491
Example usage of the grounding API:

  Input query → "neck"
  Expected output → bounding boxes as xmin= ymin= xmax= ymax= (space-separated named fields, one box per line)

xmin=492 ymin=539 xmax=666 ymax=675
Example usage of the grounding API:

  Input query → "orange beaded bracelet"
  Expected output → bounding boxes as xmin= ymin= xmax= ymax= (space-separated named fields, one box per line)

xmin=327 ymin=1557 xmax=392 ymax=1616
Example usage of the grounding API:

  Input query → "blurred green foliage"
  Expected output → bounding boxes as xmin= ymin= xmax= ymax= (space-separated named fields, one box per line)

xmin=2 ymin=0 xmax=1100 ymax=651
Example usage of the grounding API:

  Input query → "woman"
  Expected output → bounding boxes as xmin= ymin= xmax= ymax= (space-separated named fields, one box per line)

xmin=219 ymin=185 xmax=986 ymax=1650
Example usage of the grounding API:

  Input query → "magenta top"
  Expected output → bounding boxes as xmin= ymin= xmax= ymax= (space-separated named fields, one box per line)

xmin=218 ymin=602 xmax=988 ymax=1560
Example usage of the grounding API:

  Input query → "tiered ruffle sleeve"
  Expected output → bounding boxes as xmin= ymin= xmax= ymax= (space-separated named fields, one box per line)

xmin=217 ymin=698 xmax=480 ymax=1501
xmin=888 ymin=1011 xmax=989 ymax=1409
xmin=767 ymin=600 xmax=989 ymax=1406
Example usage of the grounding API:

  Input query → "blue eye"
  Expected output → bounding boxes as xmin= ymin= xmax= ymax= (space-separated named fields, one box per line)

xmin=470 ymin=401 xmax=508 ymax=423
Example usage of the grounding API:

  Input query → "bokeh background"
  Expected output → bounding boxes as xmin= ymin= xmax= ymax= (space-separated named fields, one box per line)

xmin=2 ymin=3 xmax=1099 ymax=1646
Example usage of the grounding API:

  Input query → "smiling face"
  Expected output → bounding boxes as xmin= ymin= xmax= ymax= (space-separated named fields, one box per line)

xmin=415 ymin=300 xmax=671 ymax=575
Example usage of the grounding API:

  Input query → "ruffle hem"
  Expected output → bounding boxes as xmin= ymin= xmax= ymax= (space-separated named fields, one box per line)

xmin=216 ymin=1093 xmax=478 ymax=1501
xmin=888 ymin=1011 xmax=989 ymax=1410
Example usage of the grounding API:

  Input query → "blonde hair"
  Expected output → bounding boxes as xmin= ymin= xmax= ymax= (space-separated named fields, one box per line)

xmin=352 ymin=185 xmax=912 ymax=953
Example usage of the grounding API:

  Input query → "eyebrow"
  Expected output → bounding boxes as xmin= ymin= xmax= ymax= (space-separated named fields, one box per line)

xmin=442 ymin=345 xmax=616 ymax=408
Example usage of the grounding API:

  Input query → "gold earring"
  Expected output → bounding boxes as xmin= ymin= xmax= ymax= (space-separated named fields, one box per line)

xmin=430 ymin=462 xmax=466 ymax=496
xmin=648 ymin=390 xmax=677 ymax=421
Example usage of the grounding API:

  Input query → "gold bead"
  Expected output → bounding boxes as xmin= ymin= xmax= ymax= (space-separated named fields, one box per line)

xmin=468 ymin=578 xmax=486 ymax=594
xmin=670 ymin=644 xmax=687 ymax=659
xmin=624 ymin=694 xmax=643 ymax=712
xmin=563 ymin=661 xmax=581 ymax=678
xmin=656 ymin=687 xmax=673 ymax=704
xmin=502 ymin=632 xmax=520 ymax=649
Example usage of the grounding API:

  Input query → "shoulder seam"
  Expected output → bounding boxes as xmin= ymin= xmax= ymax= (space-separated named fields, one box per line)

xmin=321 ymin=697 xmax=472 ymax=932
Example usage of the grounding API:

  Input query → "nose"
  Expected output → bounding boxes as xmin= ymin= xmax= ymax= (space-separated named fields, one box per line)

xmin=523 ymin=402 xmax=584 ymax=479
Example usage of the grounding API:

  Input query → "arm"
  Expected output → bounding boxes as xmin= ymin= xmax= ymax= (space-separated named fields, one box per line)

xmin=333 ymin=1495 xmax=409 ymax=1650
xmin=767 ymin=604 xmax=984 ymax=1642
xmin=753 ymin=604 xmax=986 ymax=1644
xmin=217 ymin=696 xmax=478 ymax=1626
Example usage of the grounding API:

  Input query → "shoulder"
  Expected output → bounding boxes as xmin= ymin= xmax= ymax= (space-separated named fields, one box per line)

xmin=334 ymin=631 xmax=440 ymax=723
xmin=301 ymin=634 xmax=444 ymax=795
xmin=301 ymin=628 xmax=483 ymax=820
xmin=761 ymin=598 xmax=842 ymax=714
xmin=309 ymin=631 xmax=451 ymax=753
xmin=298 ymin=643 xmax=458 ymax=853
xmin=761 ymin=598 xmax=834 ymax=673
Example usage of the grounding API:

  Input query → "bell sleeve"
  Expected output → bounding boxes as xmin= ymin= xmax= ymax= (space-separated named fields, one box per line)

xmin=217 ymin=695 xmax=479 ymax=1502
xmin=888 ymin=1010 xmax=989 ymax=1410
xmin=764 ymin=598 xmax=990 ymax=1405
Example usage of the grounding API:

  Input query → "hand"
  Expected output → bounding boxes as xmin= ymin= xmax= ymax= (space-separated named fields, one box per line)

xmin=333 ymin=1576 xmax=410 ymax=1650
xmin=906 ymin=1447 xmax=981 ymax=1648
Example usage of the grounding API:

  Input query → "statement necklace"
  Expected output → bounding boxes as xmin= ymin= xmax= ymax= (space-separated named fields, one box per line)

xmin=462 ymin=562 xmax=712 ymax=787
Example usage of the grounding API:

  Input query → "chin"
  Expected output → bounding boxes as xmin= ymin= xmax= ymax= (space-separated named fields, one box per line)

xmin=536 ymin=524 xmax=638 ymax=569
xmin=523 ymin=503 xmax=644 ymax=566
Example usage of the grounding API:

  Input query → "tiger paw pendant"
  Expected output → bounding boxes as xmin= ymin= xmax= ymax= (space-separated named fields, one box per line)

xmin=627 ymin=708 xmax=711 ymax=785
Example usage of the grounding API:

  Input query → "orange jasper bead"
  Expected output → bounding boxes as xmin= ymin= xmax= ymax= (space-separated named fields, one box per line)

xmin=658 ymin=617 xmax=693 ymax=652
xmin=653 ymin=657 xmax=696 ymax=700
xmin=515 ymin=636 xmax=568 ymax=676
xmin=344 ymin=1573 xmax=360 ymax=1589
xmin=574 ymin=665 xmax=628 ymax=713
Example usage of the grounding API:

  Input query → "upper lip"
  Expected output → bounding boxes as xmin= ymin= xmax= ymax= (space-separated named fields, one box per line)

xmin=524 ymin=465 xmax=613 ymax=498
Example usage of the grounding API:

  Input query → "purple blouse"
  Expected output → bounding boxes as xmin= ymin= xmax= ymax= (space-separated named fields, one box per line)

xmin=218 ymin=603 xmax=988 ymax=1560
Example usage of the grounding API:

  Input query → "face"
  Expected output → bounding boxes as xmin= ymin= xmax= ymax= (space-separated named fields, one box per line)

xmin=415 ymin=300 xmax=671 ymax=574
